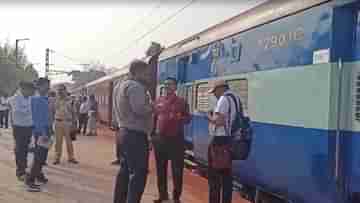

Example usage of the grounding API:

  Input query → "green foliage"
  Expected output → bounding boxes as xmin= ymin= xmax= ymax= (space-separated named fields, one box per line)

xmin=0 ymin=41 xmax=38 ymax=96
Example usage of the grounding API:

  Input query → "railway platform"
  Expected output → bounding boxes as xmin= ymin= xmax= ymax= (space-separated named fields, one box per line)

xmin=0 ymin=127 xmax=248 ymax=203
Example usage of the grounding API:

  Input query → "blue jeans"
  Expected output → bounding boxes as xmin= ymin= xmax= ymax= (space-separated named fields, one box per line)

xmin=113 ymin=128 xmax=149 ymax=203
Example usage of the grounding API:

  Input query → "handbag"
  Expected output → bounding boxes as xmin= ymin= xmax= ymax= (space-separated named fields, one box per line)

xmin=209 ymin=142 xmax=232 ymax=169
xmin=225 ymin=94 xmax=253 ymax=160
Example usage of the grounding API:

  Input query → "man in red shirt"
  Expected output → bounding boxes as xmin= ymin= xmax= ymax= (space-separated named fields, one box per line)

xmin=152 ymin=77 xmax=191 ymax=203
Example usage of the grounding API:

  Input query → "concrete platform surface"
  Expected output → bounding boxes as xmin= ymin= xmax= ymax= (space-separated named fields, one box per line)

xmin=0 ymin=127 xmax=248 ymax=203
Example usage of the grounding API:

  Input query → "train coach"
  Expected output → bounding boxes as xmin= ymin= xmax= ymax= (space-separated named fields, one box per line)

xmin=71 ymin=54 xmax=160 ymax=127
xmin=157 ymin=0 xmax=360 ymax=202
xmin=84 ymin=67 xmax=129 ymax=126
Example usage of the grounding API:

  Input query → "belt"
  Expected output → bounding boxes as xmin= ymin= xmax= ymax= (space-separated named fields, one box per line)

xmin=55 ymin=118 xmax=71 ymax=122
xmin=121 ymin=128 xmax=147 ymax=137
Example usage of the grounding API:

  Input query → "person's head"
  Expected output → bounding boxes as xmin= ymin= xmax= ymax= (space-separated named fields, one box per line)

xmin=129 ymin=59 xmax=150 ymax=85
xmin=19 ymin=81 xmax=35 ymax=97
xmin=163 ymin=77 xmax=177 ymax=96
xmin=36 ymin=78 xmax=50 ymax=96
xmin=208 ymin=79 xmax=229 ymax=99
xmin=48 ymin=91 xmax=56 ymax=98
xmin=57 ymin=84 xmax=67 ymax=98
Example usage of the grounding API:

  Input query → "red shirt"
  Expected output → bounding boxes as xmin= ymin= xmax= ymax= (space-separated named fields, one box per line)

xmin=154 ymin=94 xmax=190 ymax=136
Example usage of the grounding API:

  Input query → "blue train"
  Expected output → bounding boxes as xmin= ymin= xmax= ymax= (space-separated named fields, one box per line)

xmin=156 ymin=0 xmax=360 ymax=202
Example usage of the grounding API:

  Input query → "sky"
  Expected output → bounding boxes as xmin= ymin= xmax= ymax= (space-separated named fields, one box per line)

xmin=0 ymin=0 xmax=266 ymax=84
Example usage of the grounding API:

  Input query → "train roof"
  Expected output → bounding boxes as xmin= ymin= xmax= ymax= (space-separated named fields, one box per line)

xmin=84 ymin=56 xmax=149 ymax=88
xmin=159 ymin=0 xmax=331 ymax=61
xmin=85 ymin=65 xmax=130 ymax=88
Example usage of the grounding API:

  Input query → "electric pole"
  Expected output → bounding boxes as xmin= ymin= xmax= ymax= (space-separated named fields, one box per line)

xmin=45 ymin=48 xmax=50 ymax=78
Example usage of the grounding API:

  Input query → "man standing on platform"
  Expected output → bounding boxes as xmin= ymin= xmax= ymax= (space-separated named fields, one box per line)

xmin=53 ymin=84 xmax=78 ymax=165
xmin=25 ymin=78 xmax=51 ymax=192
xmin=152 ymin=77 xmax=191 ymax=203
xmin=113 ymin=59 xmax=153 ymax=203
xmin=8 ymin=81 xmax=35 ymax=182
xmin=0 ymin=93 xmax=10 ymax=129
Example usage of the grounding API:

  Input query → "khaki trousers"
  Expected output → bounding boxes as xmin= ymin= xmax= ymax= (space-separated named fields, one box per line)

xmin=54 ymin=121 xmax=74 ymax=161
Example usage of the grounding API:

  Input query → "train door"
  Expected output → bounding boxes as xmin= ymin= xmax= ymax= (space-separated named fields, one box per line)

xmin=191 ymin=81 xmax=217 ymax=165
xmin=332 ymin=2 xmax=360 ymax=202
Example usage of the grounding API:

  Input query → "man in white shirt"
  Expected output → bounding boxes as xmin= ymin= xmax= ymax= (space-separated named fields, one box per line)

xmin=0 ymin=93 xmax=10 ymax=129
xmin=78 ymin=96 xmax=90 ymax=135
xmin=207 ymin=79 xmax=240 ymax=203
xmin=8 ymin=81 xmax=35 ymax=182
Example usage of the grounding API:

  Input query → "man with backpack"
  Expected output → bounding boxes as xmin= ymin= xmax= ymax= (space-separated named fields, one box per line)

xmin=152 ymin=77 xmax=191 ymax=203
xmin=207 ymin=79 xmax=251 ymax=203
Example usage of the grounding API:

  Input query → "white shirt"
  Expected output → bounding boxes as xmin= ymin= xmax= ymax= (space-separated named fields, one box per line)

xmin=0 ymin=96 xmax=8 ymax=111
xmin=79 ymin=102 xmax=90 ymax=114
xmin=8 ymin=93 xmax=33 ymax=127
xmin=213 ymin=90 xmax=238 ymax=136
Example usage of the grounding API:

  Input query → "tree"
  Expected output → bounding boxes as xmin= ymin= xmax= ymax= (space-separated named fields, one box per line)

xmin=0 ymin=41 xmax=39 ymax=95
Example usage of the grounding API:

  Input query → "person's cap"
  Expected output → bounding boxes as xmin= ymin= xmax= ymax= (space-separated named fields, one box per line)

xmin=207 ymin=79 xmax=227 ymax=93
xmin=19 ymin=81 xmax=35 ymax=89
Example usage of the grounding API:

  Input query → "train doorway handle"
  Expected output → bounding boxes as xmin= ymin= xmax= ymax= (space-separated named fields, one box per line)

xmin=335 ymin=58 xmax=343 ymax=184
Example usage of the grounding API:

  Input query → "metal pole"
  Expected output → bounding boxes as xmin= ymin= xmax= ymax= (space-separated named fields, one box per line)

xmin=15 ymin=39 xmax=18 ymax=69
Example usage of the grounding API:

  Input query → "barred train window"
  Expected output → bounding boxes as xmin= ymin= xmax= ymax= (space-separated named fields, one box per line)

xmin=227 ymin=79 xmax=248 ymax=111
xmin=196 ymin=83 xmax=210 ymax=112
xmin=355 ymin=73 xmax=360 ymax=121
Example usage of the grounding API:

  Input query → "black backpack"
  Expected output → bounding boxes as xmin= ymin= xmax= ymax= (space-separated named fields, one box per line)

xmin=225 ymin=93 xmax=253 ymax=160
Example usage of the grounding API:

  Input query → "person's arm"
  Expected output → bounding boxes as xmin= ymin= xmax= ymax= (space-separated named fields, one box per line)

xmin=182 ymin=101 xmax=191 ymax=124
xmin=127 ymin=84 xmax=152 ymax=118
xmin=31 ymin=98 xmax=42 ymax=136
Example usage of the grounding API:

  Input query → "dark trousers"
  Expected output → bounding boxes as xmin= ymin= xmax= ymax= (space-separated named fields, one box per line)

xmin=0 ymin=110 xmax=9 ymax=128
xmin=113 ymin=128 xmax=149 ymax=203
xmin=33 ymin=135 xmax=49 ymax=165
xmin=115 ymin=130 xmax=121 ymax=161
xmin=153 ymin=135 xmax=184 ymax=201
xmin=13 ymin=126 xmax=33 ymax=177
xmin=78 ymin=113 xmax=88 ymax=134
xmin=208 ymin=136 xmax=233 ymax=203
xmin=27 ymin=141 xmax=48 ymax=183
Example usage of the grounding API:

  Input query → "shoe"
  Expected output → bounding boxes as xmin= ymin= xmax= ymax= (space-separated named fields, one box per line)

xmin=53 ymin=160 xmax=60 ymax=165
xmin=36 ymin=176 xmax=48 ymax=185
xmin=111 ymin=160 xmax=120 ymax=165
xmin=68 ymin=159 xmax=79 ymax=164
xmin=17 ymin=174 xmax=26 ymax=182
xmin=153 ymin=199 xmax=169 ymax=203
xmin=25 ymin=183 xmax=41 ymax=192
xmin=173 ymin=199 xmax=181 ymax=203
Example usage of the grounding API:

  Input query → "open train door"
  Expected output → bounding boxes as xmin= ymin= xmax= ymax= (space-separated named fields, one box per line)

xmin=332 ymin=2 xmax=360 ymax=202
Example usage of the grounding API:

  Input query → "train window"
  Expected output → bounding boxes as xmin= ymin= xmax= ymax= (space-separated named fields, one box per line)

xmin=227 ymin=79 xmax=248 ymax=111
xmin=195 ymin=83 xmax=210 ymax=112
xmin=190 ymin=52 xmax=199 ymax=64
xmin=355 ymin=73 xmax=360 ymax=121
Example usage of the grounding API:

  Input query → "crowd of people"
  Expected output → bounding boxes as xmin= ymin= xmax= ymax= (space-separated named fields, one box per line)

xmin=112 ymin=59 xmax=250 ymax=203
xmin=0 ymin=57 xmax=249 ymax=203
xmin=0 ymin=78 xmax=99 ymax=192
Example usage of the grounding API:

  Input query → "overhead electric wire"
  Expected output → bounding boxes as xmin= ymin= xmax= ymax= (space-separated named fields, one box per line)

xmin=124 ymin=0 xmax=165 ymax=36
xmin=51 ymin=50 xmax=86 ymax=65
xmin=115 ymin=0 xmax=197 ymax=58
